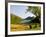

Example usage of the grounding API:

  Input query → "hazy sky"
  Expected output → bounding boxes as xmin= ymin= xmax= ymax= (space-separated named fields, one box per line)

xmin=10 ymin=5 xmax=35 ymax=19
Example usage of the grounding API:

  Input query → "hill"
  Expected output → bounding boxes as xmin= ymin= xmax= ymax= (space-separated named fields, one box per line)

xmin=11 ymin=14 xmax=22 ymax=24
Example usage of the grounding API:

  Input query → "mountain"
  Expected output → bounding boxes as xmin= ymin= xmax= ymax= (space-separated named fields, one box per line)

xmin=11 ymin=13 xmax=40 ymax=24
xmin=20 ymin=16 xmax=35 ymax=24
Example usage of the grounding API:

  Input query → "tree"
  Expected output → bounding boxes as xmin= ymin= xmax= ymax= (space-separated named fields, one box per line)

xmin=27 ymin=6 xmax=41 ymax=18
xmin=26 ymin=6 xmax=41 ymax=29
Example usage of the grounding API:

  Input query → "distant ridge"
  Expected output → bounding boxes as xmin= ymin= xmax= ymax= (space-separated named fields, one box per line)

xmin=24 ymin=16 xmax=35 ymax=20
xmin=20 ymin=16 xmax=35 ymax=24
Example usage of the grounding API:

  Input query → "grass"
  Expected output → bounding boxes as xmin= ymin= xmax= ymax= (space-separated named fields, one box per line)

xmin=11 ymin=23 xmax=41 ymax=32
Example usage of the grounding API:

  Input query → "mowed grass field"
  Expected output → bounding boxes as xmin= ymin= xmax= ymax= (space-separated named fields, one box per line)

xmin=11 ymin=23 xmax=41 ymax=32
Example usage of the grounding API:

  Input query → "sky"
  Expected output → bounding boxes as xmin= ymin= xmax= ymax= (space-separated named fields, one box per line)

xmin=10 ymin=5 xmax=36 ymax=19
